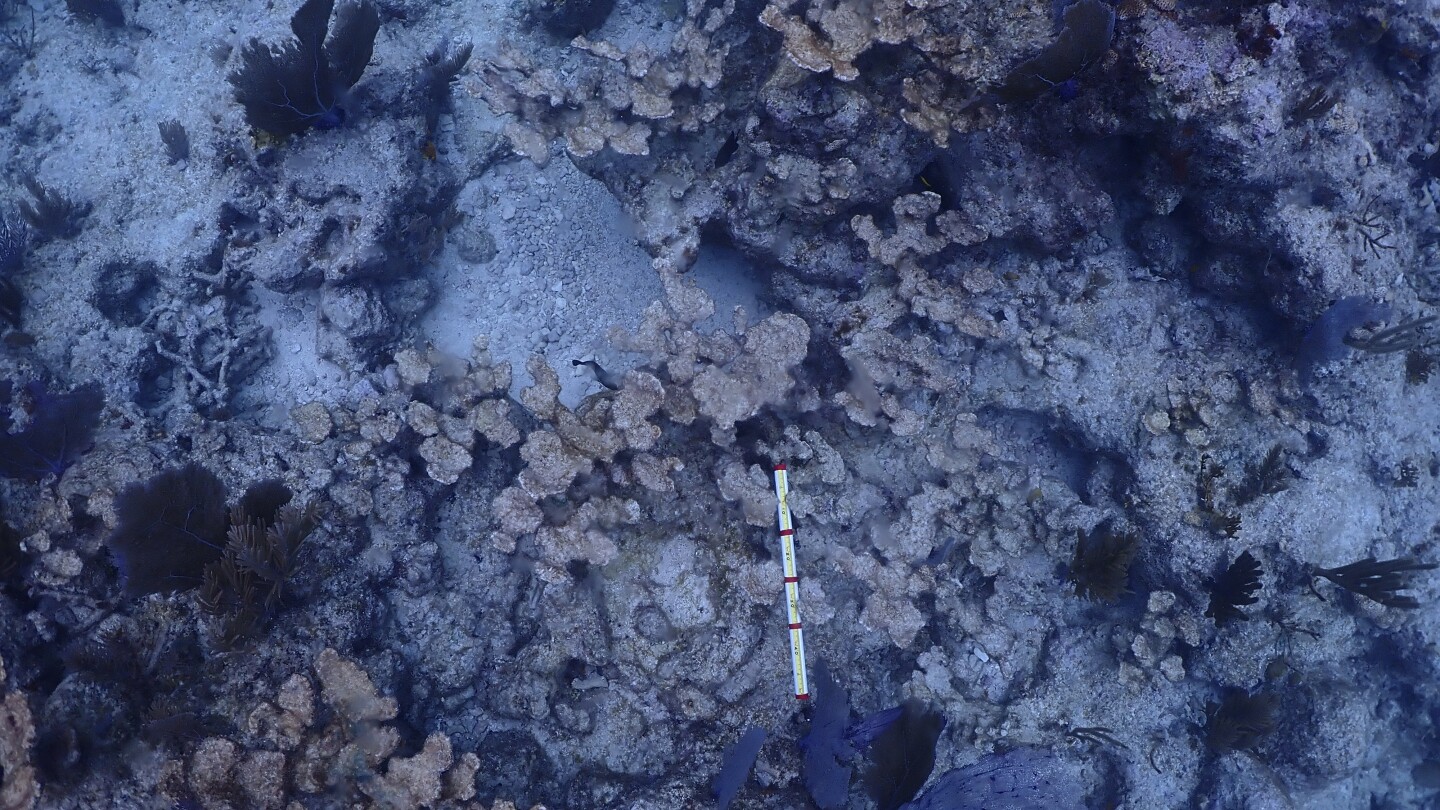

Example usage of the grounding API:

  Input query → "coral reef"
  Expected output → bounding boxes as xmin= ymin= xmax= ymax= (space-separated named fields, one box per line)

xmin=1 ymin=0 xmax=1439 ymax=807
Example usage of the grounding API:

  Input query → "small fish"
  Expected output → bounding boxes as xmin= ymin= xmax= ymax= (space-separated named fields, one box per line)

xmin=572 ymin=358 xmax=622 ymax=390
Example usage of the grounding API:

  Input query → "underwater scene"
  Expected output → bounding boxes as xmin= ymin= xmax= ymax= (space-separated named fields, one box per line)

xmin=1 ymin=0 xmax=1438 ymax=807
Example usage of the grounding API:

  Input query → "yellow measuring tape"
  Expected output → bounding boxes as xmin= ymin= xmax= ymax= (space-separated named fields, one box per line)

xmin=773 ymin=463 xmax=809 ymax=700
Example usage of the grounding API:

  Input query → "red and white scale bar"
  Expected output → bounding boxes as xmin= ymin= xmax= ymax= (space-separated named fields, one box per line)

xmin=772 ymin=463 xmax=809 ymax=700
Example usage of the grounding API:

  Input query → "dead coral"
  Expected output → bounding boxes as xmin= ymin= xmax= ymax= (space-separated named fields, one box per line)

xmin=409 ymin=399 xmax=480 ymax=486
xmin=245 ymin=674 xmax=313 ymax=753
xmin=142 ymin=260 xmax=272 ymax=417
xmin=900 ymin=69 xmax=993 ymax=147
xmin=759 ymin=0 xmax=881 ymax=81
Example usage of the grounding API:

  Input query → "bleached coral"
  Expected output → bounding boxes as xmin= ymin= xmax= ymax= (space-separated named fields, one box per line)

xmin=489 ymin=354 xmax=668 ymax=556
xmin=321 ymin=338 xmax=523 ymax=487
xmin=716 ymin=461 xmax=777 ymax=527
xmin=532 ymin=498 xmax=636 ymax=583
xmin=805 ymin=279 xmax=973 ymax=435
xmin=363 ymin=733 xmax=463 ymax=808
xmin=485 ymin=265 xmax=816 ymax=584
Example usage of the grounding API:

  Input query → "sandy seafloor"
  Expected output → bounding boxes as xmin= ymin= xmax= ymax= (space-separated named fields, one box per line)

xmin=1 ymin=0 xmax=1440 ymax=808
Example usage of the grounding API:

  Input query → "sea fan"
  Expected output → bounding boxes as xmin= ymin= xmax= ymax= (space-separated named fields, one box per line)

xmin=901 ymin=747 xmax=1086 ymax=810
xmin=863 ymin=700 xmax=945 ymax=810
xmin=0 ymin=381 xmax=104 ymax=481
xmin=65 ymin=0 xmax=123 ymax=27
xmin=1205 ymin=689 xmax=1277 ymax=753
xmin=229 ymin=0 xmax=380 ymax=136
xmin=1314 ymin=557 xmax=1436 ymax=609
xmin=998 ymin=0 xmax=1115 ymax=101
xmin=713 ymin=727 xmax=766 ymax=810
xmin=1231 ymin=445 xmax=1292 ymax=506
xmin=0 ymin=208 xmax=24 ymax=276
xmin=801 ymin=660 xmax=855 ymax=809
xmin=1069 ymin=524 xmax=1139 ymax=603
xmin=106 ymin=464 xmax=230 ymax=597
xmin=419 ymin=39 xmax=474 ymax=139
xmin=1296 ymin=296 xmax=1390 ymax=385
xmin=17 ymin=174 xmax=90 ymax=240
xmin=1206 ymin=550 xmax=1262 ymax=625
xmin=0 ymin=208 xmax=22 ymax=328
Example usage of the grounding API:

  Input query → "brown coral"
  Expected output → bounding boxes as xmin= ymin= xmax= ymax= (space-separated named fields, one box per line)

xmin=180 ymin=649 xmax=482 ymax=809
xmin=759 ymin=0 xmax=914 ymax=82
xmin=472 ymin=0 xmax=737 ymax=165
xmin=760 ymin=0 xmax=1044 ymax=142
xmin=0 ymin=656 xmax=37 ymax=810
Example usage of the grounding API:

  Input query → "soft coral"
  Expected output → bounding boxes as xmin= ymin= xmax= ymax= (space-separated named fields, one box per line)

xmin=0 ymin=380 xmax=104 ymax=481
xmin=229 ymin=0 xmax=380 ymax=137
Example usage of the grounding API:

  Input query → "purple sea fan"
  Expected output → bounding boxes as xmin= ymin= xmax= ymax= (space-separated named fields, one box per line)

xmin=0 ymin=381 xmax=104 ymax=481
xmin=229 ymin=0 xmax=380 ymax=136
xmin=1295 ymin=296 xmax=1390 ymax=385
xmin=713 ymin=727 xmax=766 ymax=810
xmin=800 ymin=660 xmax=855 ymax=809
xmin=106 ymin=464 xmax=229 ymax=597
xmin=901 ymin=747 xmax=1087 ymax=810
